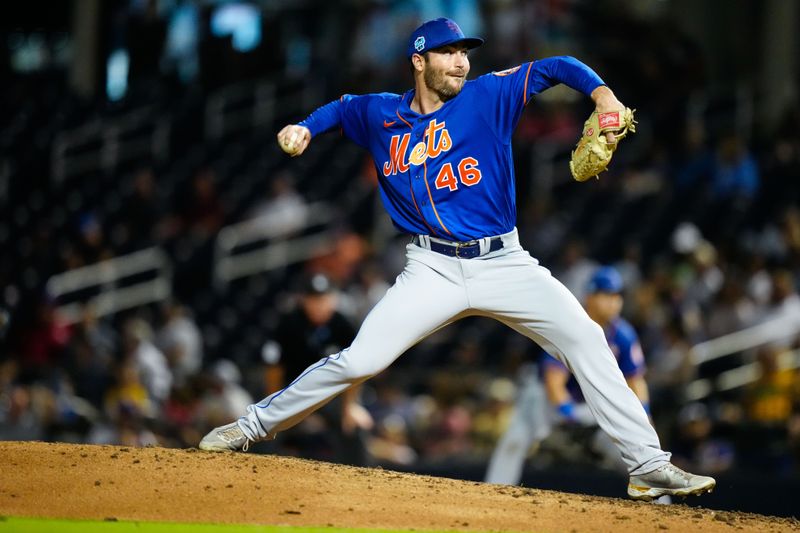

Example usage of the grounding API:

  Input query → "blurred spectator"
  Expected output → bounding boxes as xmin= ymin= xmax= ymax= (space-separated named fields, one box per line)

xmin=471 ymin=377 xmax=516 ymax=454
xmin=121 ymin=318 xmax=172 ymax=404
xmin=615 ymin=242 xmax=643 ymax=297
xmin=759 ymin=269 xmax=800 ymax=328
xmin=200 ymin=359 xmax=253 ymax=427
xmin=89 ymin=403 xmax=159 ymax=447
xmin=744 ymin=252 xmax=772 ymax=308
xmin=63 ymin=306 xmax=115 ymax=408
xmin=645 ymin=319 xmax=695 ymax=405
xmin=671 ymin=402 xmax=735 ymax=475
xmin=162 ymin=381 xmax=204 ymax=447
xmin=422 ymin=403 xmax=474 ymax=462
xmin=307 ymin=232 xmax=369 ymax=286
xmin=743 ymin=347 xmax=796 ymax=425
xmin=103 ymin=361 xmax=154 ymax=420
xmin=366 ymin=413 xmax=418 ymax=466
xmin=74 ymin=212 xmax=114 ymax=267
xmin=156 ymin=300 xmax=202 ymax=386
xmin=739 ymin=346 xmax=798 ymax=473
xmin=682 ymin=240 xmax=724 ymax=311
xmin=0 ymin=360 xmax=44 ymax=441
xmin=554 ymin=238 xmax=598 ymax=302
xmin=115 ymin=167 xmax=167 ymax=249
xmin=12 ymin=295 xmax=72 ymax=378
xmin=178 ymin=166 xmax=225 ymax=238
xmin=517 ymin=197 xmax=568 ymax=263
xmin=706 ymin=277 xmax=756 ymax=339
xmin=246 ymin=171 xmax=309 ymax=238
xmin=365 ymin=377 xmax=417 ymax=436
xmin=342 ymin=260 xmax=391 ymax=322
xmin=673 ymin=121 xmax=713 ymax=191
xmin=0 ymin=383 xmax=55 ymax=442
xmin=711 ymin=133 xmax=760 ymax=201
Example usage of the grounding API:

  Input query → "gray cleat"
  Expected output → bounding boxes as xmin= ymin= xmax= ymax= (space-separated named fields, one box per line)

xmin=199 ymin=421 xmax=252 ymax=452
xmin=628 ymin=463 xmax=716 ymax=501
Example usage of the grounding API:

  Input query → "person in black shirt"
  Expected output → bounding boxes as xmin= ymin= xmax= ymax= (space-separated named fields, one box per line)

xmin=261 ymin=273 xmax=373 ymax=464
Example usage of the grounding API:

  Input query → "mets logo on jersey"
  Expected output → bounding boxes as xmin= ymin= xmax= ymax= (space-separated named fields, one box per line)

xmin=492 ymin=65 xmax=521 ymax=77
xmin=382 ymin=119 xmax=482 ymax=192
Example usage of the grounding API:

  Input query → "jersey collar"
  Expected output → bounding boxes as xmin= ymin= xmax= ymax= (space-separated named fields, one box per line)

xmin=397 ymin=87 xmax=462 ymax=123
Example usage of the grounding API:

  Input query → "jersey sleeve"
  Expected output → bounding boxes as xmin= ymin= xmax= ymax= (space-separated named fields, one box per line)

xmin=614 ymin=320 xmax=646 ymax=377
xmin=298 ymin=94 xmax=373 ymax=148
xmin=475 ymin=56 xmax=605 ymax=142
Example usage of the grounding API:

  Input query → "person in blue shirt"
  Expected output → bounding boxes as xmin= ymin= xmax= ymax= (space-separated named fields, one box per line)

xmin=200 ymin=17 xmax=714 ymax=501
xmin=486 ymin=266 xmax=653 ymax=485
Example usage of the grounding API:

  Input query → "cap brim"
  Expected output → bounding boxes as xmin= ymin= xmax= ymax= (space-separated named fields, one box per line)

xmin=456 ymin=37 xmax=484 ymax=50
xmin=424 ymin=37 xmax=484 ymax=55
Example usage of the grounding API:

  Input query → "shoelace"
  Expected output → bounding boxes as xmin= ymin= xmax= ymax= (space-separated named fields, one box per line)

xmin=219 ymin=426 xmax=243 ymax=441
xmin=219 ymin=426 xmax=251 ymax=452
xmin=661 ymin=464 xmax=692 ymax=482
xmin=663 ymin=463 xmax=692 ymax=486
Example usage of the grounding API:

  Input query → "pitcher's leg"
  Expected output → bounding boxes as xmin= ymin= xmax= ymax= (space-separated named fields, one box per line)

xmin=239 ymin=249 xmax=470 ymax=441
xmin=471 ymin=252 xmax=669 ymax=475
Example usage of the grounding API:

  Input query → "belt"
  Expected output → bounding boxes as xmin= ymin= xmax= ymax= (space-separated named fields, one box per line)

xmin=412 ymin=235 xmax=504 ymax=258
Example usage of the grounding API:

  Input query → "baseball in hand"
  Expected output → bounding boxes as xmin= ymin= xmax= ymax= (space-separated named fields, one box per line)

xmin=278 ymin=126 xmax=308 ymax=156
xmin=282 ymin=132 xmax=297 ymax=153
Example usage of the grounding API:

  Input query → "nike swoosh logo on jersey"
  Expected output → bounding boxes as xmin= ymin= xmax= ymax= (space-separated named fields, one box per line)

xmin=383 ymin=120 xmax=397 ymax=128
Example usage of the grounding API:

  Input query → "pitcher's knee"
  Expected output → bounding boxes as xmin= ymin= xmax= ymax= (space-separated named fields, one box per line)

xmin=338 ymin=349 xmax=389 ymax=381
xmin=563 ymin=319 xmax=607 ymax=352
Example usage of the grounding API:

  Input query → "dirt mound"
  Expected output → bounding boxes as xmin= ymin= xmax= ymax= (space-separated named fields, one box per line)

xmin=0 ymin=442 xmax=797 ymax=532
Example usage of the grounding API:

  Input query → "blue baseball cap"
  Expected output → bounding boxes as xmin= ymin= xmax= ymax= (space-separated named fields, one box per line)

xmin=586 ymin=266 xmax=623 ymax=294
xmin=407 ymin=18 xmax=483 ymax=59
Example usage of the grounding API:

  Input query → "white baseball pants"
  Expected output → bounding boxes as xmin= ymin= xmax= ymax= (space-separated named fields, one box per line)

xmin=238 ymin=228 xmax=670 ymax=475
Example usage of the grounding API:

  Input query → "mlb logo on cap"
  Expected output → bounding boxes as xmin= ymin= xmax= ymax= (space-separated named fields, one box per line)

xmin=407 ymin=18 xmax=484 ymax=59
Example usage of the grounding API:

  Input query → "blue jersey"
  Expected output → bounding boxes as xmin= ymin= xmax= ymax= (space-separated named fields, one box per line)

xmin=542 ymin=317 xmax=645 ymax=403
xmin=299 ymin=56 xmax=603 ymax=241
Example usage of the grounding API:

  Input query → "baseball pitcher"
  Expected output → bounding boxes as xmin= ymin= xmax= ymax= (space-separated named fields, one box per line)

xmin=200 ymin=18 xmax=715 ymax=501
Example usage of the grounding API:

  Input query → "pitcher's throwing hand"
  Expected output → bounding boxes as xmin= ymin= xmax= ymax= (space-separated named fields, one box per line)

xmin=277 ymin=125 xmax=310 ymax=156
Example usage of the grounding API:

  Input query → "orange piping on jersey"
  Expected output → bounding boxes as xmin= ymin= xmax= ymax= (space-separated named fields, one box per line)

xmin=423 ymin=161 xmax=452 ymax=237
xmin=409 ymin=180 xmax=438 ymax=236
xmin=396 ymin=109 xmax=413 ymax=129
xmin=523 ymin=62 xmax=534 ymax=106
xmin=396 ymin=99 xmax=437 ymax=236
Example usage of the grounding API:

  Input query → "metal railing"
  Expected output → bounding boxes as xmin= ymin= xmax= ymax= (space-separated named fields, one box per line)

xmin=213 ymin=201 xmax=336 ymax=288
xmin=51 ymin=107 xmax=170 ymax=183
xmin=685 ymin=313 xmax=800 ymax=400
xmin=46 ymin=247 xmax=172 ymax=324
xmin=686 ymin=348 xmax=800 ymax=401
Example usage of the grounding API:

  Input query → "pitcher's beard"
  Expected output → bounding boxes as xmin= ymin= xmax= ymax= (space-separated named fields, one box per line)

xmin=424 ymin=68 xmax=464 ymax=101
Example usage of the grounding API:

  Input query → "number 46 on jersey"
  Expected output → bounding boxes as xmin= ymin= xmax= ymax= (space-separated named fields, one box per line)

xmin=382 ymin=118 xmax=482 ymax=192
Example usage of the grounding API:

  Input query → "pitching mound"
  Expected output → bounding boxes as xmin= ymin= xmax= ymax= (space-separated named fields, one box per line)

xmin=0 ymin=442 xmax=797 ymax=532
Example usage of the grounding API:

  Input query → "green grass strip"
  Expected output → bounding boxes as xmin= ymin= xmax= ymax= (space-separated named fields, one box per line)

xmin=0 ymin=516 xmax=461 ymax=533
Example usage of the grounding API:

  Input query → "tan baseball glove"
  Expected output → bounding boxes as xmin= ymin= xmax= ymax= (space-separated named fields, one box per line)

xmin=569 ymin=108 xmax=636 ymax=182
